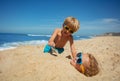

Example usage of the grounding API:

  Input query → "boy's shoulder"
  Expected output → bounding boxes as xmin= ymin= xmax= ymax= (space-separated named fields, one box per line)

xmin=69 ymin=35 xmax=73 ymax=40
xmin=54 ymin=28 xmax=62 ymax=33
xmin=54 ymin=28 xmax=61 ymax=31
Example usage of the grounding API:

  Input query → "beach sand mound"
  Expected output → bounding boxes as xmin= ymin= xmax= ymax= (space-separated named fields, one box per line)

xmin=0 ymin=36 xmax=120 ymax=81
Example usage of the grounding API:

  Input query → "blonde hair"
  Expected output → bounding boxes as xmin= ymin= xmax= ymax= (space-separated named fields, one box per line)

xmin=84 ymin=54 xmax=99 ymax=77
xmin=63 ymin=16 xmax=80 ymax=32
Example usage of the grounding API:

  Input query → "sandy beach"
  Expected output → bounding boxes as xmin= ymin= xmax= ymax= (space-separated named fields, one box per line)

xmin=0 ymin=36 xmax=120 ymax=81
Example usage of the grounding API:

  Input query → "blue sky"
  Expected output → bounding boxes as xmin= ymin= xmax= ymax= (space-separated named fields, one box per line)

xmin=0 ymin=0 xmax=120 ymax=35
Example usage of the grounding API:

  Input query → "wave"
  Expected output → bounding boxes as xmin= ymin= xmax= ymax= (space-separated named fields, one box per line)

xmin=0 ymin=40 xmax=48 ymax=51
xmin=74 ymin=35 xmax=94 ymax=40
xmin=27 ymin=34 xmax=51 ymax=37
xmin=0 ymin=47 xmax=16 ymax=51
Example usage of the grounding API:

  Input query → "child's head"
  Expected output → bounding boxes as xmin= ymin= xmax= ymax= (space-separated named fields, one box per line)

xmin=63 ymin=16 xmax=80 ymax=33
xmin=77 ymin=53 xmax=99 ymax=77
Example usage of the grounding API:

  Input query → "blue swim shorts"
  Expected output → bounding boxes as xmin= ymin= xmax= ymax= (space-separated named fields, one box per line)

xmin=43 ymin=44 xmax=64 ymax=54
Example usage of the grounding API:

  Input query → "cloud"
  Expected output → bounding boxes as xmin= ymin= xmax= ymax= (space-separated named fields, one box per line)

xmin=81 ymin=18 xmax=120 ymax=29
xmin=101 ymin=18 xmax=120 ymax=29
xmin=102 ymin=18 xmax=120 ymax=23
xmin=78 ymin=18 xmax=120 ymax=35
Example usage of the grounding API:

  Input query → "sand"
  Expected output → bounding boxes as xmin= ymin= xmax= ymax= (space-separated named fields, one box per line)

xmin=0 ymin=36 xmax=120 ymax=81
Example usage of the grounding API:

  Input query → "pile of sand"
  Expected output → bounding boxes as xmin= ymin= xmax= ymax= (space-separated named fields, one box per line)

xmin=0 ymin=36 xmax=120 ymax=81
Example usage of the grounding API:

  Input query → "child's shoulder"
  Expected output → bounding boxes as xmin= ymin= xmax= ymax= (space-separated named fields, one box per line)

xmin=54 ymin=28 xmax=62 ymax=32
xmin=54 ymin=28 xmax=61 ymax=31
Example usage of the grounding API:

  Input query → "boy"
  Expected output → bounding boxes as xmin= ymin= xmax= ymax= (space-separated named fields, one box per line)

xmin=44 ymin=16 xmax=80 ymax=58
xmin=70 ymin=52 xmax=99 ymax=77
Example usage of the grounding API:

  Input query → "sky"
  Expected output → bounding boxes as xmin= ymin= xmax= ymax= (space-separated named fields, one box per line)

xmin=0 ymin=0 xmax=120 ymax=35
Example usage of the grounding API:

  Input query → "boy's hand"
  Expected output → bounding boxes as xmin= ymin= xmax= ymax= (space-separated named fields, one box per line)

xmin=51 ymin=42 xmax=55 ymax=47
xmin=48 ymin=42 xmax=55 ymax=47
xmin=66 ymin=55 xmax=72 ymax=59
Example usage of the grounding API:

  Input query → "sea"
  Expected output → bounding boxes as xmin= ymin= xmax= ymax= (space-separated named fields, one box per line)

xmin=0 ymin=33 xmax=93 ymax=51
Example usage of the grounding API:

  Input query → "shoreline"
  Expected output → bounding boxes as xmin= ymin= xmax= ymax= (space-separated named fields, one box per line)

xmin=0 ymin=35 xmax=119 ymax=52
xmin=0 ymin=36 xmax=120 ymax=81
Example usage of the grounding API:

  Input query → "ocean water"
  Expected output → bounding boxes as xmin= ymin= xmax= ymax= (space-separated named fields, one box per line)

xmin=0 ymin=33 xmax=93 ymax=51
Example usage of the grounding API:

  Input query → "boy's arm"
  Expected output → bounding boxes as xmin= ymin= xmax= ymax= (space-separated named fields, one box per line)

xmin=48 ymin=28 xmax=59 ymax=47
xmin=69 ymin=36 xmax=77 ymax=59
